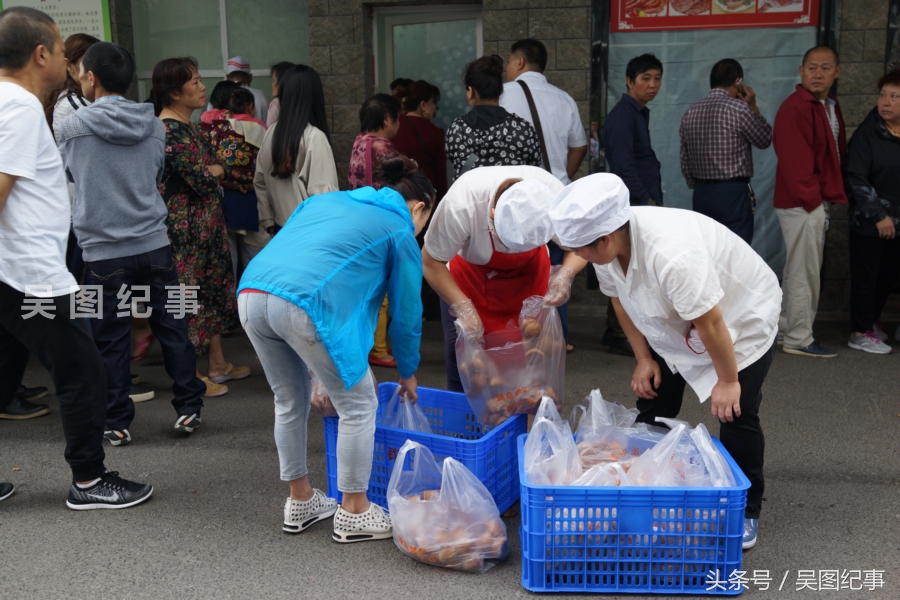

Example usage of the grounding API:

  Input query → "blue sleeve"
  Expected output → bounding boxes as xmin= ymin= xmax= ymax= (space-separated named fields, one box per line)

xmin=386 ymin=232 xmax=423 ymax=379
xmin=603 ymin=113 xmax=650 ymax=205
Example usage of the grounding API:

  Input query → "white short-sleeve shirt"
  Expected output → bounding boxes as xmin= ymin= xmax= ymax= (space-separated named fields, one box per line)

xmin=0 ymin=83 xmax=78 ymax=298
xmin=424 ymin=165 xmax=564 ymax=265
xmin=594 ymin=206 xmax=780 ymax=401
xmin=499 ymin=72 xmax=588 ymax=185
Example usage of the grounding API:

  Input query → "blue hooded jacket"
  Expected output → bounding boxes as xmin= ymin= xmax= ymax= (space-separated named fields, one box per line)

xmin=238 ymin=186 xmax=423 ymax=389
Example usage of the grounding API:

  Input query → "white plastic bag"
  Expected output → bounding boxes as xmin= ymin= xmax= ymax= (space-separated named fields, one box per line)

xmin=572 ymin=464 xmax=619 ymax=486
xmin=378 ymin=386 xmax=432 ymax=433
xmin=627 ymin=422 xmax=688 ymax=487
xmin=387 ymin=440 xmax=508 ymax=573
xmin=690 ymin=423 xmax=737 ymax=487
xmin=524 ymin=417 xmax=582 ymax=485
xmin=534 ymin=395 xmax=564 ymax=424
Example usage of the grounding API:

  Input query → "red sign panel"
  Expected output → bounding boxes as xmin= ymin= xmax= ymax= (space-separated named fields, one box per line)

xmin=612 ymin=0 xmax=819 ymax=32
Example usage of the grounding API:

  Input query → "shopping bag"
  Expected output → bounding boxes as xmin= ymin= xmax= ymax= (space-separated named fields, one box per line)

xmin=378 ymin=386 xmax=432 ymax=433
xmin=523 ymin=417 xmax=582 ymax=486
xmin=456 ymin=296 xmax=566 ymax=429
xmin=387 ymin=440 xmax=508 ymax=573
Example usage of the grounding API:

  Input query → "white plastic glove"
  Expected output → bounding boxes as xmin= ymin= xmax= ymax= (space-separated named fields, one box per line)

xmin=450 ymin=298 xmax=484 ymax=343
xmin=543 ymin=266 xmax=576 ymax=307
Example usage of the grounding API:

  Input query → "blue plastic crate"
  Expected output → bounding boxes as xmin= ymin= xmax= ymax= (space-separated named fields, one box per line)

xmin=323 ymin=383 xmax=526 ymax=513
xmin=517 ymin=434 xmax=751 ymax=595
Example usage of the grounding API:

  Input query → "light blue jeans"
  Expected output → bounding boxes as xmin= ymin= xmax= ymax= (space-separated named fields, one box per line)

xmin=238 ymin=292 xmax=377 ymax=493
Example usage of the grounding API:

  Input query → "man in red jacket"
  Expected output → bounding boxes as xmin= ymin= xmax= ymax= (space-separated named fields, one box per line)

xmin=773 ymin=46 xmax=847 ymax=358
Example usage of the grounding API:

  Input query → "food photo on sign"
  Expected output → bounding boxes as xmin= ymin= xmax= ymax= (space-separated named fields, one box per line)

xmin=712 ymin=0 xmax=755 ymax=14
xmin=624 ymin=0 xmax=668 ymax=18
xmin=670 ymin=0 xmax=710 ymax=16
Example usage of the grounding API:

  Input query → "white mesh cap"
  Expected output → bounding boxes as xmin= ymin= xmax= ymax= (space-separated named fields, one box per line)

xmin=493 ymin=179 xmax=557 ymax=252
xmin=549 ymin=173 xmax=631 ymax=249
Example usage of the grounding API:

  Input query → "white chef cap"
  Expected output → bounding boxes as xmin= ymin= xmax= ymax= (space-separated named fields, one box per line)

xmin=493 ymin=179 xmax=557 ymax=252
xmin=549 ymin=174 xmax=631 ymax=249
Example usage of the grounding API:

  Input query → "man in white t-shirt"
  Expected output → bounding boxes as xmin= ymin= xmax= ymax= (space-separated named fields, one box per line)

xmin=500 ymin=39 xmax=588 ymax=353
xmin=0 ymin=6 xmax=152 ymax=510
xmin=549 ymin=173 xmax=781 ymax=551
xmin=500 ymin=39 xmax=588 ymax=184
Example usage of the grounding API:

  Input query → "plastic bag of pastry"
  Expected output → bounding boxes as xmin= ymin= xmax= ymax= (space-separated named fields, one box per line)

xmin=572 ymin=461 xmax=633 ymax=486
xmin=379 ymin=385 xmax=432 ymax=433
xmin=534 ymin=395 xmax=565 ymax=424
xmin=524 ymin=417 xmax=583 ymax=485
xmin=690 ymin=423 xmax=736 ymax=487
xmin=387 ymin=440 xmax=508 ymax=573
xmin=308 ymin=370 xmax=338 ymax=417
xmin=576 ymin=389 xmax=639 ymax=436
xmin=454 ymin=295 xmax=566 ymax=430
xmin=309 ymin=368 xmax=378 ymax=418
xmin=628 ymin=421 xmax=688 ymax=486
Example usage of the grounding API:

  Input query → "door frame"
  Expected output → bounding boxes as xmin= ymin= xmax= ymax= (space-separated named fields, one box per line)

xmin=372 ymin=5 xmax=483 ymax=93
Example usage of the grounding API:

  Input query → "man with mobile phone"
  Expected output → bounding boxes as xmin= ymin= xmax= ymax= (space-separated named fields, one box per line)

xmin=679 ymin=59 xmax=772 ymax=244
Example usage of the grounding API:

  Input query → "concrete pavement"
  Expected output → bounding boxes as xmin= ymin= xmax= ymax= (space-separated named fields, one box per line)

xmin=1 ymin=317 xmax=898 ymax=599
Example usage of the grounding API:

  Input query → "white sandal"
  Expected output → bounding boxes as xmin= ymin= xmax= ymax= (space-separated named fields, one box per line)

xmin=332 ymin=502 xmax=392 ymax=543
xmin=283 ymin=489 xmax=337 ymax=534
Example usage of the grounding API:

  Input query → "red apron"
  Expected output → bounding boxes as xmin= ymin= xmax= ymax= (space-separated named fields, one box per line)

xmin=449 ymin=236 xmax=550 ymax=335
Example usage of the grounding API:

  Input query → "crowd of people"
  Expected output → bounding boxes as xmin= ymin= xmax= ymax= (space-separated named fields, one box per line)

xmin=1 ymin=5 xmax=898 ymax=556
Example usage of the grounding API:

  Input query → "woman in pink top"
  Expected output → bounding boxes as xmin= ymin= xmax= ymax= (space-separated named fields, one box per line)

xmin=348 ymin=94 xmax=402 ymax=191
xmin=348 ymin=93 xmax=406 ymax=368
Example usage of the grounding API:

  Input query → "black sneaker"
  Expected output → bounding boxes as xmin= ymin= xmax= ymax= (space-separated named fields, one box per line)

xmin=103 ymin=429 xmax=132 ymax=446
xmin=18 ymin=385 xmax=49 ymax=401
xmin=0 ymin=395 xmax=51 ymax=420
xmin=0 ymin=482 xmax=14 ymax=502
xmin=175 ymin=413 xmax=201 ymax=433
xmin=66 ymin=471 xmax=153 ymax=510
xmin=129 ymin=384 xmax=155 ymax=403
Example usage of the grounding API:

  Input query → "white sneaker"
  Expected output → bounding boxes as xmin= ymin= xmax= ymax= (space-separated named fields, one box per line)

xmin=847 ymin=332 xmax=892 ymax=355
xmin=332 ymin=502 xmax=392 ymax=543
xmin=283 ymin=489 xmax=337 ymax=534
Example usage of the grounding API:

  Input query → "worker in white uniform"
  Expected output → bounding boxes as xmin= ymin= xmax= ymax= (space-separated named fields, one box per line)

xmin=549 ymin=173 xmax=781 ymax=552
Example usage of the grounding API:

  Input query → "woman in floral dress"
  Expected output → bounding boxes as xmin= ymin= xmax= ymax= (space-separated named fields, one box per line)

xmin=151 ymin=57 xmax=251 ymax=397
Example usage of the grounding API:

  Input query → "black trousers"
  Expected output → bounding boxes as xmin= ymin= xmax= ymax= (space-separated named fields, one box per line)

xmin=635 ymin=341 xmax=776 ymax=519
xmin=0 ymin=281 xmax=107 ymax=482
xmin=439 ymin=299 xmax=465 ymax=393
xmin=84 ymin=246 xmax=206 ymax=431
xmin=849 ymin=230 xmax=900 ymax=333
xmin=692 ymin=180 xmax=754 ymax=245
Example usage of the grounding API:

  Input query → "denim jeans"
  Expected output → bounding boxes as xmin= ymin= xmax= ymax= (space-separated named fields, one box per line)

xmin=239 ymin=292 xmax=377 ymax=493
xmin=84 ymin=246 xmax=205 ymax=431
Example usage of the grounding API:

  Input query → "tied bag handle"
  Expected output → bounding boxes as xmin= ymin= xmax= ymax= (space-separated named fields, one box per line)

xmin=517 ymin=80 xmax=551 ymax=173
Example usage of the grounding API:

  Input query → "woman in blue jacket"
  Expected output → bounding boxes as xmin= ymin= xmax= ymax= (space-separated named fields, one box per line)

xmin=237 ymin=155 xmax=434 ymax=543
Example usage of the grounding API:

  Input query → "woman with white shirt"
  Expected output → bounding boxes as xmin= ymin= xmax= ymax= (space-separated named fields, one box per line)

xmin=549 ymin=173 xmax=781 ymax=552
xmin=421 ymin=165 xmax=586 ymax=392
xmin=255 ymin=65 xmax=338 ymax=236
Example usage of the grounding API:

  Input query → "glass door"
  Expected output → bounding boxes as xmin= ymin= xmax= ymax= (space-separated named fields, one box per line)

xmin=374 ymin=6 xmax=483 ymax=131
